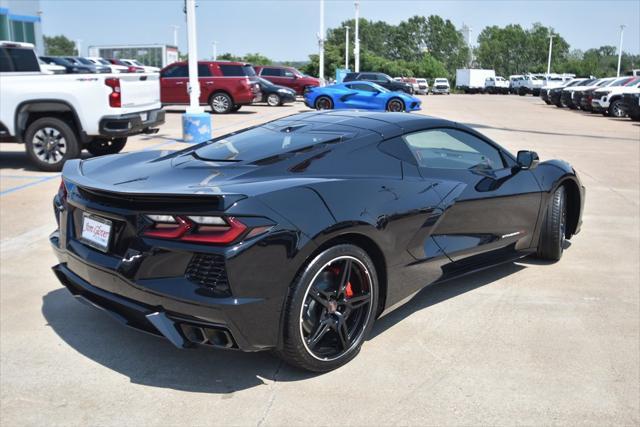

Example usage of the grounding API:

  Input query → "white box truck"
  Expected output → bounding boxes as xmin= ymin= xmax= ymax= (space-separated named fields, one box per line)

xmin=456 ymin=69 xmax=496 ymax=93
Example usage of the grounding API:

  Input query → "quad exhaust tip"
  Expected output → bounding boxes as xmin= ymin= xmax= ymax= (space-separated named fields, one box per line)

xmin=145 ymin=311 xmax=235 ymax=349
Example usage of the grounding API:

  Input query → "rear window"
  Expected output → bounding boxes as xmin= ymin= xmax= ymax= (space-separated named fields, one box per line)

xmin=0 ymin=47 xmax=40 ymax=72
xmin=193 ymin=125 xmax=350 ymax=163
xmin=220 ymin=64 xmax=256 ymax=77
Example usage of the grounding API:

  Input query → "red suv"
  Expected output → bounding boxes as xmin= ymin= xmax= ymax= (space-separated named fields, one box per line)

xmin=160 ymin=61 xmax=261 ymax=114
xmin=254 ymin=65 xmax=320 ymax=95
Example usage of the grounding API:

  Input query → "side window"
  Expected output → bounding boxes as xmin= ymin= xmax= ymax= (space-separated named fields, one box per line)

xmin=162 ymin=64 xmax=188 ymax=78
xmin=261 ymin=67 xmax=281 ymax=76
xmin=283 ymin=69 xmax=295 ymax=78
xmin=198 ymin=64 xmax=212 ymax=77
xmin=351 ymin=83 xmax=376 ymax=92
xmin=403 ymin=128 xmax=505 ymax=170
xmin=359 ymin=73 xmax=376 ymax=80
xmin=0 ymin=48 xmax=39 ymax=72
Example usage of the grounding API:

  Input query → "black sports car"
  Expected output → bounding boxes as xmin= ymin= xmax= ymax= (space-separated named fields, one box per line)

xmin=51 ymin=111 xmax=585 ymax=372
xmin=256 ymin=77 xmax=297 ymax=106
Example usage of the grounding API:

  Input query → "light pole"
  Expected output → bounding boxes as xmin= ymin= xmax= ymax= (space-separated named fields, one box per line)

xmin=354 ymin=0 xmax=360 ymax=72
xmin=318 ymin=0 xmax=325 ymax=83
xmin=547 ymin=34 xmax=555 ymax=75
xmin=182 ymin=0 xmax=211 ymax=144
xmin=617 ymin=24 xmax=625 ymax=77
xmin=171 ymin=25 xmax=179 ymax=47
xmin=212 ymin=41 xmax=218 ymax=60
xmin=75 ymin=39 xmax=82 ymax=56
xmin=344 ymin=26 xmax=350 ymax=70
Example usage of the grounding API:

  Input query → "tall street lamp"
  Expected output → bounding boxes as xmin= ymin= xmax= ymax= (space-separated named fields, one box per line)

xmin=354 ymin=0 xmax=360 ymax=72
xmin=318 ymin=0 xmax=325 ymax=83
xmin=344 ymin=26 xmax=350 ymax=70
xmin=547 ymin=34 xmax=555 ymax=75
xmin=617 ymin=25 xmax=626 ymax=77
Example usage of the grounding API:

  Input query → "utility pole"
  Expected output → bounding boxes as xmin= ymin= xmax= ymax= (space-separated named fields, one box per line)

xmin=345 ymin=26 xmax=350 ymax=70
xmin=318 ymin=0 xmax=325 ymax=83
xmin=171 ymin=25 xmax=179 ymax=47
xmin=547 ymin=34 xmax=555 ymax=75
xmin=212 ymin=41 xmax=218 ymax=60
xmin=617 ymin=24 xmax=626 ymax=77
xmin=354 ymin=0 xmax=360 ymax=72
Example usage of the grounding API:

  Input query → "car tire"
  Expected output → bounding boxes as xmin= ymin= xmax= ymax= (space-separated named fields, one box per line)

xmin=608 ymin=99 xmax=625 ymax=118
xmin=86 ymin=137 xmax=127 ymax=156
xmin=24 ymin=117 xmax=81 ymax=172
xmin=267 ymin=93 xmax=281 ymax=106
xmin=386 ymin=98 xmax=405 ymax=112
xmin=544 ymin=100 xmax=551 ymax=105
xmin=536 ymin=186 xmax=567 ymax=261
xmin=314 ymin=96 xmax=333 ymax=110
xmin=278 ymin=244 xmax=379 ymax=372
xmin=209 ymin=92 xmax=233 ymax=114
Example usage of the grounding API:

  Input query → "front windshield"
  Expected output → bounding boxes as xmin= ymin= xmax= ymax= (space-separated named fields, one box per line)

xmin=132 ymin=60 xmax=143 ymax=66
xmin=75 ymin=57 xmax=93 ymax=65
xmin=98 ymin=59 xmax=110 ymax=65
xmin=609 ymin=77 xmax=631 ymax=87
xmin=625 ymin=77 xmax=640 ymax=86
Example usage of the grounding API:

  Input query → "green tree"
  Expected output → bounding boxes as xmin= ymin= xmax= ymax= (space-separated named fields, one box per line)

xmin=43 ymin=35 xmax=76 ymax=56
xmin=242 ymin=53 xmax=272 ymax=65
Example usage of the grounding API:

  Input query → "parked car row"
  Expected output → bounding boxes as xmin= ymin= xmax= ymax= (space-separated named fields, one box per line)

xmin=39 ymin=55 xmax=159 ymax=74
xmin=540 ymin=75 xmax=640 ymax=120
xmin=393 ymin=77 xmax=451 ymax=95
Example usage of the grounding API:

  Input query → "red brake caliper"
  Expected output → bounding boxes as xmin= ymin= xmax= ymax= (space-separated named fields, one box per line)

xmin=345 ymin=281 xmax=354 ymax=298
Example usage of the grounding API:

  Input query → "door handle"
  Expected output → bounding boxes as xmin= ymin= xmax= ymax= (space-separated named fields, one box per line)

xmin=204 ymin=82 xmax=214 ymax=85
xmin=175 ymin=81 xmax=184 ymax=85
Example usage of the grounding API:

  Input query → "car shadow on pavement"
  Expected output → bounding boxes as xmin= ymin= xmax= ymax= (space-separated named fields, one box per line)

xmin=41 ymin=258 xmax=534 ymax=393
xmin=0 ymin=150 xmax=92 ymax=172
xmin=370 ymin=260 xmax=526 ymax=340
xmin=163 ymin=109 xmax=257 ymax=115
xmin=41 ymin=288 xmax=317 ymax=394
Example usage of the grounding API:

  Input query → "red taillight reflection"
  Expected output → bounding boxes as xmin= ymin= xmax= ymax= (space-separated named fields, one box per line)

xmin=143 ymin=216 xmax=247 ymax=245
xmin=58 ymin=179 xmax=67 ymax=202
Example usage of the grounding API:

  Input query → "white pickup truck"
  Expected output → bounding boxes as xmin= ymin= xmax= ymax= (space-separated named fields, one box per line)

xmin=0 ymin=41 xmax=165 ymax=171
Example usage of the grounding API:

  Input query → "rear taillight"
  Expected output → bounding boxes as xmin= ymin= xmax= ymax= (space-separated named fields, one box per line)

xmin=143 ymin=215 xmax=248 ymax=245
xmin=105 ymin=78 xmax=121 ymax=108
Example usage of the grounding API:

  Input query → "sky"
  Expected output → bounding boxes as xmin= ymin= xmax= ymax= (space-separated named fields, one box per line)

xmin=40 ymin=0 xmax=640 ymax=61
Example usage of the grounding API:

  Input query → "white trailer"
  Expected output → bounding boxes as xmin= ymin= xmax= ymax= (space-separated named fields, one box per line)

xmin=456 ymin=69 xmax=496 ymax=93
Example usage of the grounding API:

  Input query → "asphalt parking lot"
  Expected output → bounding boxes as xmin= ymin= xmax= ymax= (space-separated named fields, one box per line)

xmin=1 ymin=95 xmax=638 ymax=425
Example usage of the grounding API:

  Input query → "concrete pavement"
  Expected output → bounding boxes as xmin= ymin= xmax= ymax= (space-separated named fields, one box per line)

xmin=1 ymin=95 xmax=638 ymax=426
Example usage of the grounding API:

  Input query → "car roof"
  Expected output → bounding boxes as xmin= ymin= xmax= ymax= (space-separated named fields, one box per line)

xmin=273 ymin=111 xmax=457 ymax=138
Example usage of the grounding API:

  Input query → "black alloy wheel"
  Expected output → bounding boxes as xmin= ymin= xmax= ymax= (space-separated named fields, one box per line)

xmin=315 ymin=96 xmax=333 ymax=110
xmin=536 ymin=186 xmax=567 ymax=261
xmin=279 ymin=244 xmax=378 ymax=372
xmin=386 ymin=99 xmax=405 ymax=112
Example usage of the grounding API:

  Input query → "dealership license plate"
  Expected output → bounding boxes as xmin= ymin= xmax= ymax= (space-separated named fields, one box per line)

xmin=80 ymin=213 xmax=112 ymax=252
xmin=139 ymin=112 xmax=148 ymax=121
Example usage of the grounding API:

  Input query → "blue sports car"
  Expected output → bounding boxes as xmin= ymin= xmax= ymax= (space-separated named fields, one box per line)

xmin=304 ymin=81 xmax=421 ymax=112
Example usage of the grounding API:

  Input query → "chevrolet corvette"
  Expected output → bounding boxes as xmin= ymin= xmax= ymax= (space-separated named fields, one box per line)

xmin=304 ymin=81 xmax=421 ymax=112
xmin=51 ymin=111 xmax=585 ymax=372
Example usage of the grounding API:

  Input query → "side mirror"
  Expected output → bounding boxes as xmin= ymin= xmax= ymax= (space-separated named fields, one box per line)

xmin=516 ymin=150 xmax=539 ymax=170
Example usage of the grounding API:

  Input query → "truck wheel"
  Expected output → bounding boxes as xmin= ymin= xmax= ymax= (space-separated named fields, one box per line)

xmin=608 ymin=99 xmax=626 ymax=118
xmin=209 ymin=93 xmax=233 ymax=114
xmin=24 ymin=117 xmax=80 ymax=172
xmin=86 ymin=137 xmax=127 ymax=156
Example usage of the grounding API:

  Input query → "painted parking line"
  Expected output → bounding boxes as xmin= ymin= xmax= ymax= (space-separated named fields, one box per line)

xmin=1 ymin=175 xmax=57 ymax=180
xmin=0 ymin=174 xmax=60 ymax=196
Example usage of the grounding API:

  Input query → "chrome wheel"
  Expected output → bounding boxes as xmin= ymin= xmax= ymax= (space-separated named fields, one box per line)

xmin=211 ymin=94 xmax=231 ymax=113
xmin=387 ymin=99 xmax=404 ymax=112
xmin=299 ymin=256 xmax=374 ymax=361
xmin=267 ymin=94 xmax=280 ymax=106
xmin=611 ymin=101 xmax=625 ymax=117
xmin=32 ymin=127 xmax=67 ymax=164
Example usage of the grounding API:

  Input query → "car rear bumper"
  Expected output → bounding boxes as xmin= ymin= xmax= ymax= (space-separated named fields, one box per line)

xmin=99 ymin=108 xmax=165 ymax=137
xmin=50 ymin=232 xmax=281 ymax=352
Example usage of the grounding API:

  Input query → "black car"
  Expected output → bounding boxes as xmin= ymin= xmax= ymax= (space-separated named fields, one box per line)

xmin=40 ymin=56 xmax=95 ymax=74
xmin=67 ymin=56 xmax=111 ymax=73
xmin=622 ymin=92 xmax=640 ymax=120
xmin=51 ymin=111 xmax=585 ymax=372
xmin=256 ymin=77 xmax=297 ymax=106
xmin=343 ymin=72 xmax=413 ymax=94
xmin=550 ymin=78 xmax=589 ymax=107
